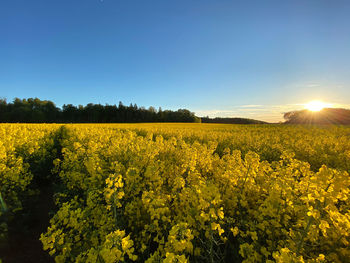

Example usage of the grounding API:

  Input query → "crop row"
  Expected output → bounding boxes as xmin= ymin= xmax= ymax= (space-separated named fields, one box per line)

xmin=1 ymin=124 xmax=349 ymax=262
xmin=40 ymin=124 xmax=350 ymax=262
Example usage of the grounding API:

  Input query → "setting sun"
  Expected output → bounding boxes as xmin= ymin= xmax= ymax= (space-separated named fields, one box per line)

xmin=304 ymin=100 xmax=331 ymax=112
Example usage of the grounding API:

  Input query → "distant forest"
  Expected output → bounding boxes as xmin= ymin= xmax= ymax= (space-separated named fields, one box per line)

xmin=0 ymin=98 xmax=201 ymax=123
xmin=201 ymin=117 xmax=267 ymax=124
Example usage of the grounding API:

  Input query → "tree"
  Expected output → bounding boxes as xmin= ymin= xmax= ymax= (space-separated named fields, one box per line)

xmin=0 ymin=98 xmax=201 ymax=123
xmin=284 ymin=108 xmax=350 ymax=125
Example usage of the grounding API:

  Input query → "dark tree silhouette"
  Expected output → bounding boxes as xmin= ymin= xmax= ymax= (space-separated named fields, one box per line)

xmin=201 ymin=117 xmax=267 ymax=124
xmin=0 ymin=97 xmax=201 ymax=123
xmin=284 ymin=108 xmax=350 ymax=125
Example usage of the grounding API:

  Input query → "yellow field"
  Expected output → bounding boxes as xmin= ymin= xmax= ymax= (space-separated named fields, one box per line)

xmin=1 ymin=123 xmax=350 ymax=262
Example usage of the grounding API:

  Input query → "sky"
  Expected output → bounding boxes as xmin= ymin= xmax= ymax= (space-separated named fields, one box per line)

xmin=1 ymin=0 xmax=350 ymax=122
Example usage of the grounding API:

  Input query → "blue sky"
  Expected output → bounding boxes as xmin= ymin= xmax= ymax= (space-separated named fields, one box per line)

xmin=1 ymin=0 xmax=350 ymax=122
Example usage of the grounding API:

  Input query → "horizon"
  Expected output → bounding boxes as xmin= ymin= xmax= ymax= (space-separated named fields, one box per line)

xmin=1 ymin=0 xmax=350 ymax=122
xmin=2 ymin=96 xmax=350 ymax=123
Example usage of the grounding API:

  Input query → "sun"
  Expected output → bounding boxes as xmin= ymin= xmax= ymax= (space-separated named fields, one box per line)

xmin=304 ymin=100 xmax=331 ymax=112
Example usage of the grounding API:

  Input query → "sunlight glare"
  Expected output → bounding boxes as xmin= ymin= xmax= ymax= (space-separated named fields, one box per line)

xmin=304 ymin=100 xmax=331 ymax=112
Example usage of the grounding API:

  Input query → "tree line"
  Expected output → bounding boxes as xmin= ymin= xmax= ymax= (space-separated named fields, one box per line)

xmin=201 ymin=117 xmax=267 ymax=124
xmin=0 ymin=98 xmax=201 ymax=123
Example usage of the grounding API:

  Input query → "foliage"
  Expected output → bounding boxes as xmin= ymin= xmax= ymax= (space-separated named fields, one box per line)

xmin=0 ymin=124 xmax=60 ymax=243
xmin=1 ymin=123 xmax=350 ymax=262
xmin=38 ymin=124 xmax=350 ymax=262
xmin=284 ymin=108 xmax=350 ymax=125
xmin=201 ymin=117 xmax=267 ymax=124
xmin=0 ymin=98 xmax=199 ymax=123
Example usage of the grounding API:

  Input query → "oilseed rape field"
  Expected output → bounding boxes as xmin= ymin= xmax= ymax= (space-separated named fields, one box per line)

xmin=1 ymin=123 xmax=350 ymax=263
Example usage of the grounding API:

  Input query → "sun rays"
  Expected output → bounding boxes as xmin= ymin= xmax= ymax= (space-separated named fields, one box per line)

xmin=304 ymin=100 xmax=332 ymax=112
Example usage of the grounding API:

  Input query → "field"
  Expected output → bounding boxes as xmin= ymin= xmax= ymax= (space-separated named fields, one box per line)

xmin=1 ymin=123 xmax=350 ymax=263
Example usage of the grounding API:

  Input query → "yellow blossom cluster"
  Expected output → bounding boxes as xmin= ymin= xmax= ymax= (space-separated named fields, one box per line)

xmin=0 ymin=124 xmax=60 ymax=244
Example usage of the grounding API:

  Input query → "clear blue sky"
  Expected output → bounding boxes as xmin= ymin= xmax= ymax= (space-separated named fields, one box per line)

xmin=1 ymin=0 xmax=350 ymax=121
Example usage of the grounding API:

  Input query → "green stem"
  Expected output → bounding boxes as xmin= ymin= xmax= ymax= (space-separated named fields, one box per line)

xmin=0 ymin=192 xmax=7 ymax=213
xmin=297 ymin=201 xmax=320 ymax=255
xmin=296 ymin=215 xmax=313 ymax=254
xmin=209 ymin=227 xmax=214 ymax=263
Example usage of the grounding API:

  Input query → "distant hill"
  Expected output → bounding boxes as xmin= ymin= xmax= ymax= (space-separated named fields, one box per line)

xmin=284 ymin=108 xmax=350 ymax=125
xmin=201 ymin=117 xmax=268 ymax=124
